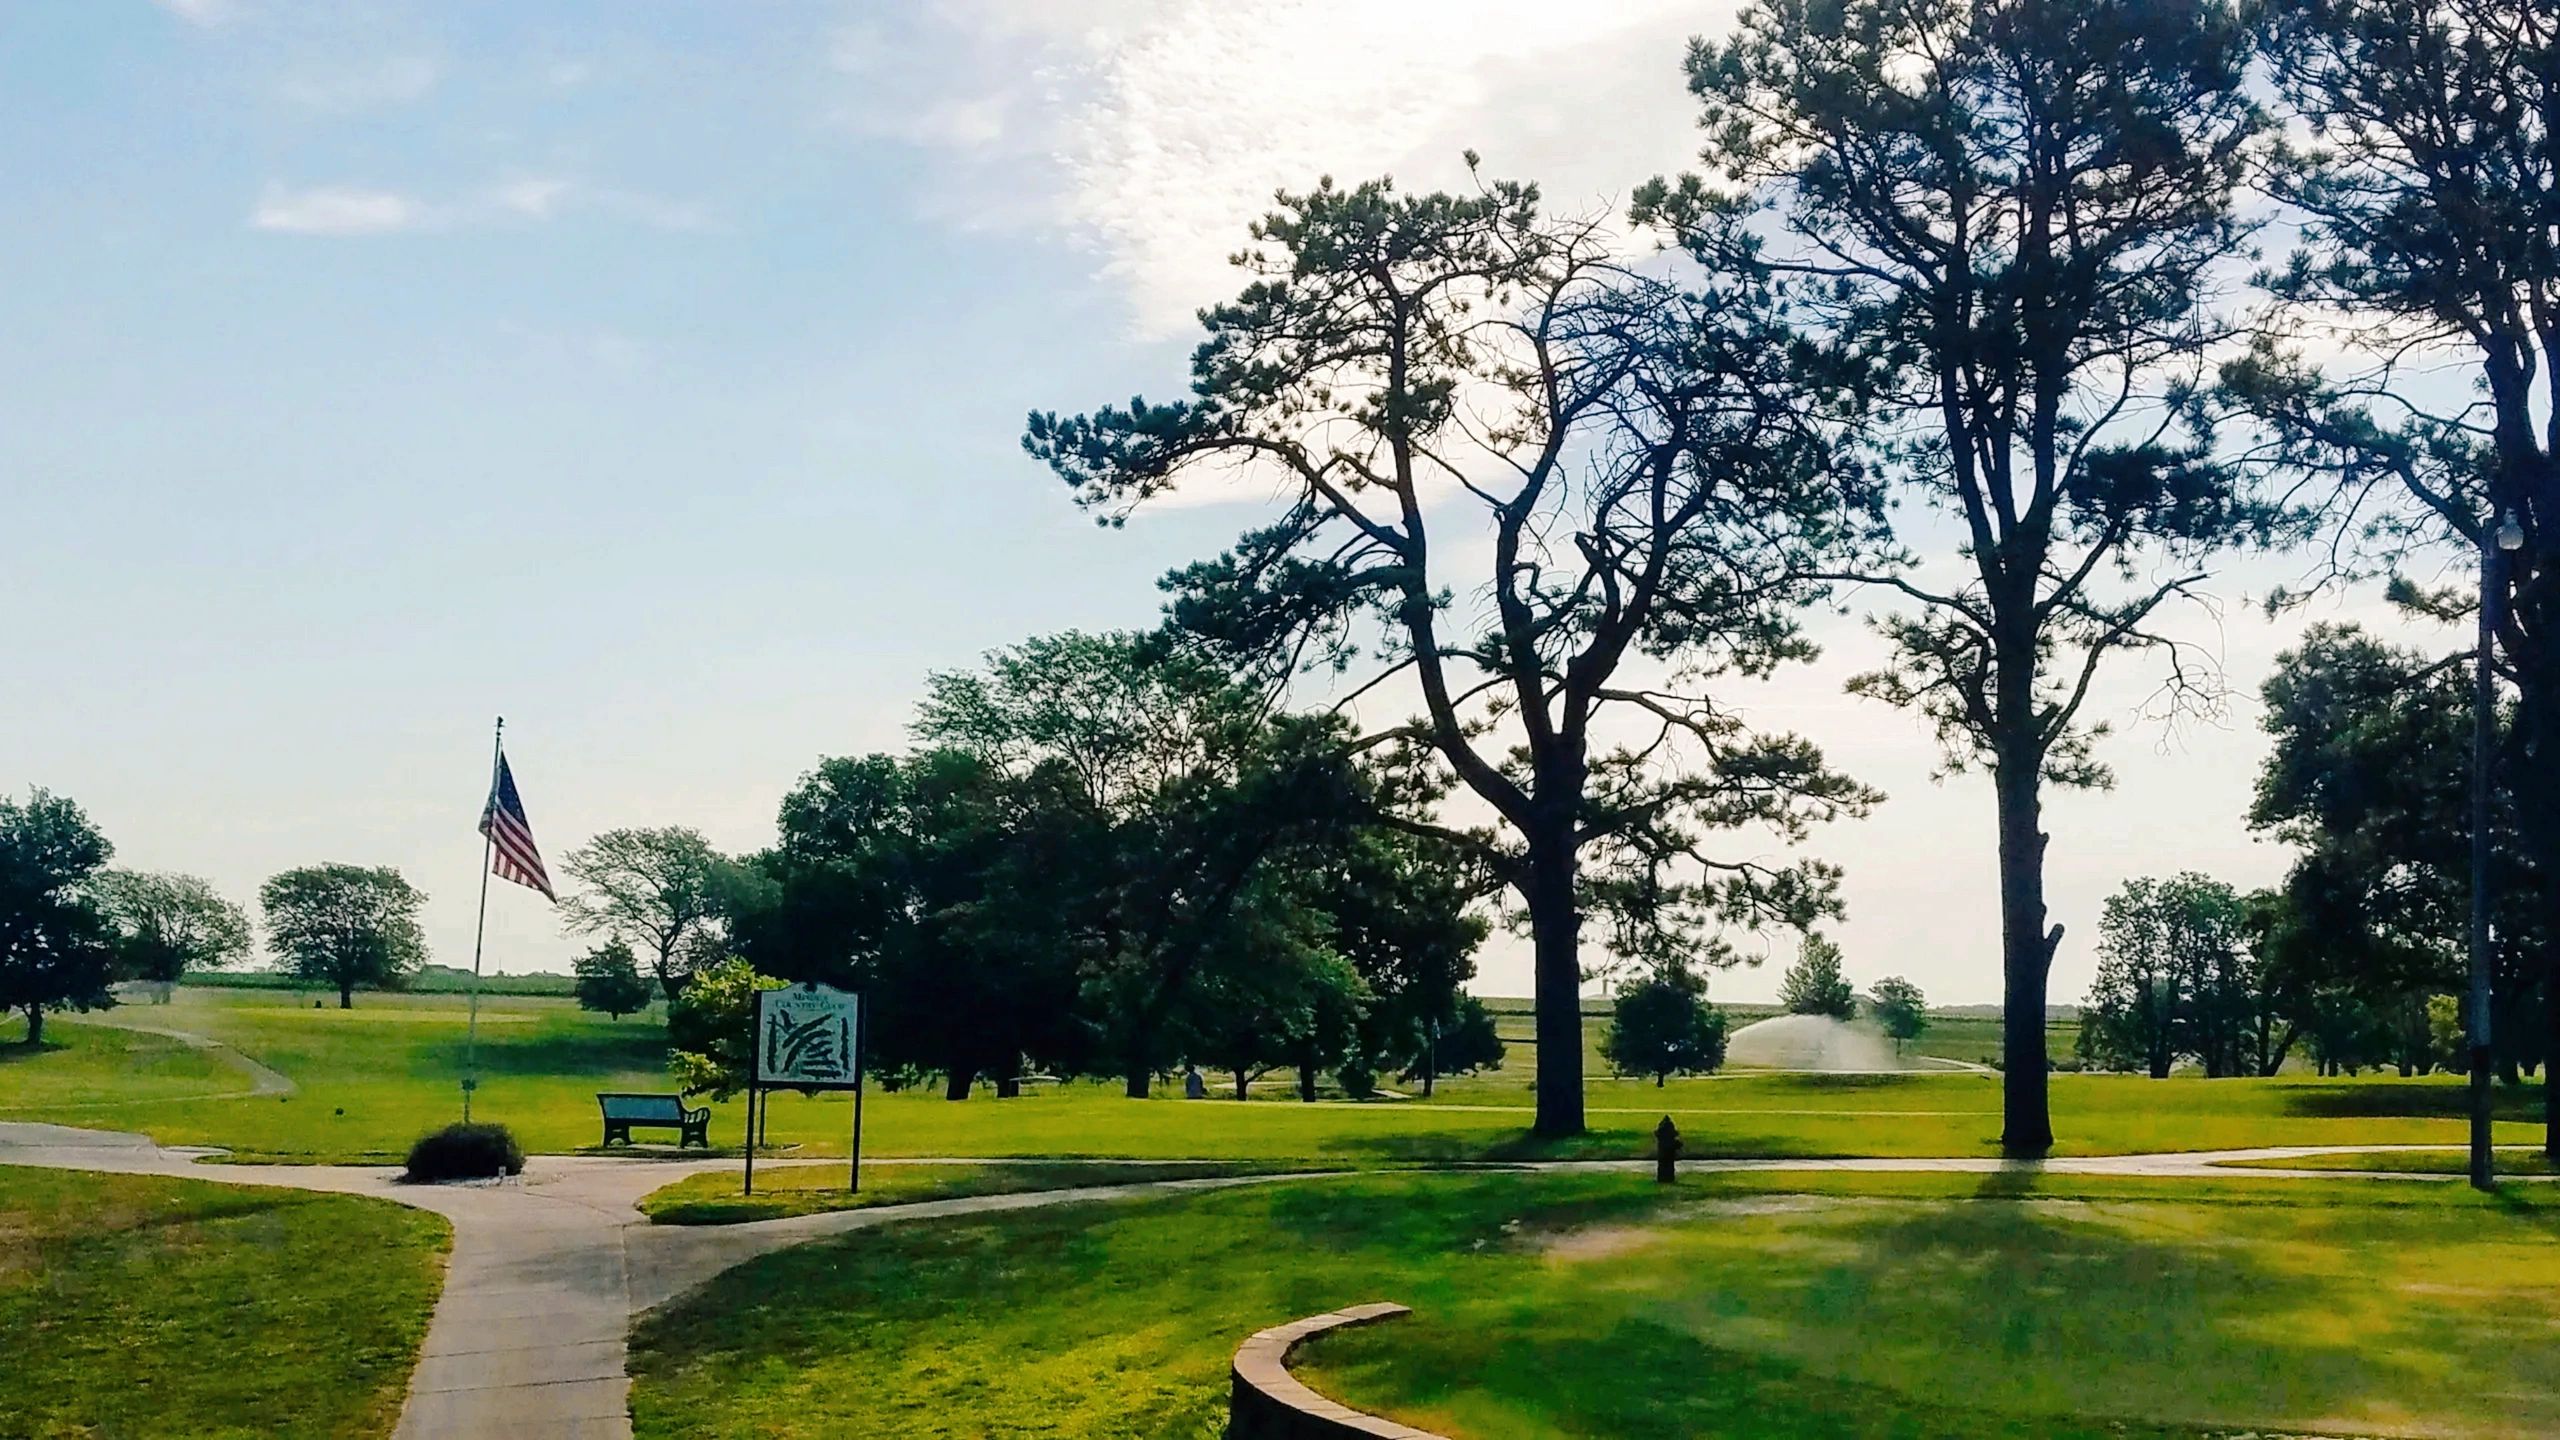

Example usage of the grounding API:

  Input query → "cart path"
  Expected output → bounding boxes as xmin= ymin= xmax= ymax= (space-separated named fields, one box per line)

xmin=0 ymin=1125 xmax=2546 ymax=1439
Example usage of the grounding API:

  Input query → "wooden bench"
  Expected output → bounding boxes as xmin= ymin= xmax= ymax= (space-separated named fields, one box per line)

xmin=597 ymin=1092 xmax=711 ymax=1149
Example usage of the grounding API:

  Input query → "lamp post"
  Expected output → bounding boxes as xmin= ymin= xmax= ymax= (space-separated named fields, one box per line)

xmin=2470 ymin=510 xmax=2524 ymax=1192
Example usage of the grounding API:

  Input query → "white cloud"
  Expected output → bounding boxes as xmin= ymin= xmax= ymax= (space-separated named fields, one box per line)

xmin=151 ymin=0 xmax=237 ymax=27
xmin=836 ymin=0 xmax=1737 ymax=336
xmin=249 ymin=177 xmax=715 ymax=237
xmin=277 ymin=55 xmax=442 ymax=112
xmin=250 ymin=184 xmax=427 ymax=236
xmin=490 ymin=176 xmax=572 ymax=220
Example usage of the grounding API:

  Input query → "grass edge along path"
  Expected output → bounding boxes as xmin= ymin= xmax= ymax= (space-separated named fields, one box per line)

xmin=629 ymin=1167 xmax=2560 ymax=1440
xmin=637 ymin=1158 xmax=1296 ymax=1224
xmin=0 ymin=1165 xmax=449 ymax=1440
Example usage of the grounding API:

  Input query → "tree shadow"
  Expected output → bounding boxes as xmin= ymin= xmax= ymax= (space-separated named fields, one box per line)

xmin=2277 ymin=1078 xmax=2545 ymax=1121
xmin=442 ymin=1027 xmax=671 ymax=1077
xmin=1340 ymin=1178 xmax=2506 ymax=1437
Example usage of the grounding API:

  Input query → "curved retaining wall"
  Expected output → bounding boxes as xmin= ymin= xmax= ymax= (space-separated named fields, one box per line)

xmin=1226 ymin=1301 xmax=1451 ymax=1440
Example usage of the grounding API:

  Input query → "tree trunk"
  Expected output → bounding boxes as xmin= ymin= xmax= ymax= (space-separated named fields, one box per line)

xmin=1995 ymin=754 xmax=2057 ymax=1155
xmin=338 ymin=983 xmax=353 ymax=1009
xmin=1655 ymin=1071 xmax=1666 ymax=1088
xmin=2547 ymin=953 xmax=2560 ymax=1162
xmin=1124 ymin=1019 xmax=1152 ymax=1098
xmin=1234 ymin=1071 xmax=1249 ymax=1101
xmin=1526 ymin=833 xmax=1586 ymax=1137
xmin=943 ymin=1070 xmax=973 ymax=1101
xmin=22 ymin=1007 xmax=41 ymax=1046
xmin=1297 ymin=1065 xmax=1318 ymax=1103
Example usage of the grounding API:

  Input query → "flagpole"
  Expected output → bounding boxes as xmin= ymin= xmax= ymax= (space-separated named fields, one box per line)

xmin=463 ymin=716 xmax=502 ymax=1124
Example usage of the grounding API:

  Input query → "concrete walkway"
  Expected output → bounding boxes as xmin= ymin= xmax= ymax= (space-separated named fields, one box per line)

xmin=0 ymin=1123 xmax=2540 ymax=1439
xmin=0 ymin=1124 xmax=1326 ymax=1440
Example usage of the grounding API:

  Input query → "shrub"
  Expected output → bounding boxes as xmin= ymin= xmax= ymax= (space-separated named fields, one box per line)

xmin=403 ymin=1122 xmax=525 ymax=1182
xmin=1337 ymin=1060 xmax=1377 ymax=1099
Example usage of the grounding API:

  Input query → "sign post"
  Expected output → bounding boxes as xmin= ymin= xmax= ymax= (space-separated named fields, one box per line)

xmin=748 ymin=983 xmax=864 ymax=1197
xmin=850 ymin=1000 xmax=865 ymax=1194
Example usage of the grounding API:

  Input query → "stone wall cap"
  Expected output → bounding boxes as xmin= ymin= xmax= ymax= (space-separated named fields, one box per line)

xmin=1226 ymin=1300 xmax=1449 ymax=1440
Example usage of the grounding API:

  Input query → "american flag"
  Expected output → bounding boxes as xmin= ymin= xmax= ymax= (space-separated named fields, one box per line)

xmin=480 ymin=751 xmax=556 ymax=902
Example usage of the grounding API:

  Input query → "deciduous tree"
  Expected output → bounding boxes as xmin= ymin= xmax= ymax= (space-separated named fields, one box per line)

xmin=258 ymin=864 xmax=426 ymax=1009
xmin=666 ymin=955 xmax=782 ymax=1101
xmin=91 ymin=871 xmax=250 ymax=1000
xmin=1601 ymin=964 xmax=1730 ymax=1086
xmin=573 ymin=941 xmax=653 ymax=1020
xmin=560 ymin=828 xmax=742 ymax=1002
xmin=1869 ymin=976 xmax=1928 ymax=1053
xmin=0 ymin=789 xmax=115 ymax=1045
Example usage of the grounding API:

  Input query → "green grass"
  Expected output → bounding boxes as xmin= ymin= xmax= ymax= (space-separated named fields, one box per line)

xmin=637 ymin=1159 xmax=1284 ymax=1224
xmin=2216 ymin=1147 xmax=2560 ymax=1176
xmin=181 ymin=967 xmax=583 ymax=996
xmin=0 ymin=1166 xmax=448 ymax=1440
xmin=2 ymin=987 xmax=2550 ymax=1167
xmin=0 ymin=1018 xmax=244 ymax=1112
xmin=1479 ymin=997 xmax=2082 ymax=1075
xmin=629 ymin=1169 xmax=2560 ymax=1439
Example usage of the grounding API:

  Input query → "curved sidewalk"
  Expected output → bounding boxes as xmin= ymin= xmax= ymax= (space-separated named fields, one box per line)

xmin=0 ymin=1124 xmax=1322 ymax=1440
xmin=0 ymin=1124 xmax=2539 ymax=1439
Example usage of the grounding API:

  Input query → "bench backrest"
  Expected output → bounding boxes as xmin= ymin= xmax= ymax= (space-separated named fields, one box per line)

xmin=598 ymin=1093 xmax=689 ymax=1122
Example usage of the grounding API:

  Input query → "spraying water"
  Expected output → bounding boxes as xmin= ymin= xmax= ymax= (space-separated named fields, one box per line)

xmin=1724 ymin=1013 xmax=1910 ymax=1072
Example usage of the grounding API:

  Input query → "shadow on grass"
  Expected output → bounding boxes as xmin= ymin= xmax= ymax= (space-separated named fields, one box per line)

xmin=0 ymin=1039 xmax=67 ymax=1064
xmin=635 ymin=1168 xmax=2560 ymax=1439
xmin=1329 ymin=1126 xmax=1823 ymax=1166
xmin=2277 ymin=1078 xmax=2546 ymax=1121
xmin=434 ymin=1027 xmax=672 ymax=1077
xmin=1317 ymin=1181 xmax=2448 ymax=1438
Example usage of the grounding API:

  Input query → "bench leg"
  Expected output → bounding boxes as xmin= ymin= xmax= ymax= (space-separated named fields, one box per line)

xmin=603 ymin=1123 xmax=628 ymax=1147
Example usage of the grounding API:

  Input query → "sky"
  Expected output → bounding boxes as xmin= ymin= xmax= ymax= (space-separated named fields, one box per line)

xmin=0 ymin=0 xmax=2460 ymax=1009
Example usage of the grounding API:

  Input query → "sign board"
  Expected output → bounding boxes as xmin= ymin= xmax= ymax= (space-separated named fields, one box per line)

xmin=753 ymin=984 xmax=861 ymax=1090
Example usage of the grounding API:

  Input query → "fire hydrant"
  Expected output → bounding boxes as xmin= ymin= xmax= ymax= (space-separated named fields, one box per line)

xmin=1654 ymin=1116 xmax=1681 ymax=1183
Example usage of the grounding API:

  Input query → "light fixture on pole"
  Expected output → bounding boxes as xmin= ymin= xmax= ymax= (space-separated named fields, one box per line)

xmin=2469 ymin=511 xmax=2523 ymax=1192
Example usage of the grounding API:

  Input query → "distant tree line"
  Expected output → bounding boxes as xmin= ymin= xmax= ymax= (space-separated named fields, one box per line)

xmin=597 ymin=632 xmax=1505 ymax=1102
xmin=2084 ymin=624 xmax=2560 ymax=1088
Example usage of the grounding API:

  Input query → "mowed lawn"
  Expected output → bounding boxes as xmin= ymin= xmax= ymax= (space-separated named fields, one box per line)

xmin=0 ymin=1016 xmax=247 ymax=1111
xmin=629 ymin=1170 xmax=2560 ymax=1440
xmin=0 ymin=987 xmax=2549 ymax=1165
xmin=0 ymin=1167 xmax=448 ymax=1440
xmin=1476 ymin=998 xmax=2080 ymax=1079
xmin=636 ymin=1159 xmax=1283 ymax=1224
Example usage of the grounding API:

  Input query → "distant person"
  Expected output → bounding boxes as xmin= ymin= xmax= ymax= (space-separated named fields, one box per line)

xmin=1182 ymin=1065 xmax=1207 ymax=1100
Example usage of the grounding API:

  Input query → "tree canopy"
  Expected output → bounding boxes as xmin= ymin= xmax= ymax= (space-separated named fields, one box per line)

xmin=1778 ymin=934 xmax=1856 ymax=1020
xmin=1869 ymin=976 xmax=1928 ymax=1051
xmin=91 ymin=871 xmax=251 ymax=997
xmin=258 ymin=864 xmax=426 ymax=1009
xmin=561 ymin=827 xmax=744 ymax=1001
xmin=2078 ymin=873 xmax=2286 ymax=1078
xmin=573 ymin=941 xmax=654 ymax=1021
xmin=1646 ymin=0 xmax=2275 ymax=1154
xmin=0 ymin=789 xmax=116 ymax=1045
xmin=1601 ymin=965 xmax=1730 ymax=1086
xmin=1029 ymin=171 xmax=1880 ymax=1135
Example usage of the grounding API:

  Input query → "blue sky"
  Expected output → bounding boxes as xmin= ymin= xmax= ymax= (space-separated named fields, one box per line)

xmin=0 ymin=0 xmax=2447 ymax=1006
